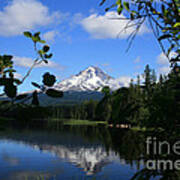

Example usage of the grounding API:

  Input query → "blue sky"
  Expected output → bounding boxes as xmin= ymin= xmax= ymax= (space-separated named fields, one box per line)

xmin=0 ymin=0 xmax=170 ymax=92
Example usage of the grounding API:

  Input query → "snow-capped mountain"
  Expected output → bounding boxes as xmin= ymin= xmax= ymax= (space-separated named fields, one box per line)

xmin=2 ymin=131 xmax=120 ymax=175
xmin=55 ymin=66 xmax=122 ymax=92
xmin=0 ymin=66 xmax=129 ymax=106
xmin=36 ymin=144 xmax=118 ymax=175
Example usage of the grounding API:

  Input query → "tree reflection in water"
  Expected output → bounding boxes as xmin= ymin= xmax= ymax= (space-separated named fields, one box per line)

xmin=0 ymin=124 xmax=179 ymax=180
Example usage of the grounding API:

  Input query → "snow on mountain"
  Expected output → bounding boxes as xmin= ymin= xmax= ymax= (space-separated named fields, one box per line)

xmin=0 ymin=66 xmax=130 ymax=106
xmin=4 ymin=132 xmax=119 ymax=175
xmin=37 ymin=144 xmax=118 ymax=175
xmin=55 ymin=66 xmax=124 ymax=92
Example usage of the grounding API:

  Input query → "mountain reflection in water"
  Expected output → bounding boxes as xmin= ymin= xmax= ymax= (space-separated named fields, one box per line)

xmin=0 ymin=126 xmax=165 ymax=180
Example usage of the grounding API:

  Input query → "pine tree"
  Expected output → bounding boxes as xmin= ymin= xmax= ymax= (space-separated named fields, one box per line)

xmin=143 ymin=64 xmax=151 ymax=92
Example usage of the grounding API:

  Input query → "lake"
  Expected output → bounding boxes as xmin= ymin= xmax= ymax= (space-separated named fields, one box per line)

xmin=0 ymin=125 xmax=176 ymax=180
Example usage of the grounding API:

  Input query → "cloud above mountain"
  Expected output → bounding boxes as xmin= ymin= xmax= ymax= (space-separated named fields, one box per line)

xmin=13 ymin=56 xmax=64 ymax=70
xmin=43 ymin=30 xmax=59 ymax=43
xmin=115 ymin=76 xmax=132 ymax=87
xmin=0 ymin=0 xmax=61 ymax=36
xmin=80 ymin=11 xmax=149 ymax=39
xmin=156 ymin=52 xmax=177 ymax=75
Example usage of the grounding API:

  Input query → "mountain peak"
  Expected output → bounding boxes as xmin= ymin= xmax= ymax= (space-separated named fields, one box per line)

xmin=77 ymin=66 xmax=112 ymax=80
xmin=78 ymin=66 xmax=103 ymax=74
xmin=86 ymin=65 xmax=102 ymax=71
xmin=85 ymin=66 xmax=99 ymax=73
xmin=55 ymin=66 xmax=120 ymax=92
xmin=86 ymin=65 xmax=98 ymax=69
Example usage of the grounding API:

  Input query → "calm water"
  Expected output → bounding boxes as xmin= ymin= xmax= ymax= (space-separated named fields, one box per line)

xmin=0 ymin=125 xmax=175 ymax=180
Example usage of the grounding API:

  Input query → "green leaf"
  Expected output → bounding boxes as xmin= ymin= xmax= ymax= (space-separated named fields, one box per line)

xmin=170 ymin=57 xmax=180 ymax=63
xmin=43 ymin=45 xmax=50 ymax=53
xmin=4 ymin=84 xmax=17 ymax=99
xmin=174 ymin=22 xmax=180 ymax=28
xmin=24 ymin=31 xmax=32 ymax=38
xmin=31 ymin=82 xmax=41 ymax=89
xmin=116 ymin=0 xmax=121 ymax=5
xmin=158 ymin=34 xmax=172 ymax=41
xmin=0 ymin=78 xmax=21 ymax=86
xmin=13 ymin=78 xmax=22 ymax=85
xmin=43 ymin=59 xmax=48 ymax=64
xmin=4 ymin=69 xmax=16 ymax=73
xmin=161 ymin=4 xmax=165 ymax=14
xmin=38 ymin=50 xmax=45 ymax=55
xmin=15 ymin=94 xmax=28 ymax=100
xmin=46 ymin=89 xmax=63 ymax=98
xmin=176 ymin=49 xmax=180 ymax=54
xmin=130 ymin=13 xmax=134 ymax=20
xmin=178 ymin=34 xmax=180 ymax=40
xmin=34 ymin=32 xmax=40 ymax=37
xmin=123 ymin=2 xmax=129 ymax=11
xmin=3 ymin=55 xmax=13 ymax=62
xmin=32 ymin=36 xmax=40 ymax=42
xmin=99 ymin=0 xmax=106 ymax=6
xmin=105 ymin=4 xmax=116 ymax=11
xmin=0 ymin=78 xmax=13 ymax=86
xmin=117 ymin=6 xmax=123 ymax=15
xmin=44 ymin=53 xmax=53 ymax=59
xmin=167 ymin=44 xmax=175 ymax=56
xmin=39 ymin=40 xmax=46 ymax=44
xmin=162 ymin=29 xmax=167 ymax=32
xmin=105 ymin=7 xmax=110 ymax=12
xmin=138 ymin=4 xmax=143 ymax=11
xmin=42 ymin=72 xmax=56 ymax=87
xmin=9 ymin=72 xmax=14 ymax=78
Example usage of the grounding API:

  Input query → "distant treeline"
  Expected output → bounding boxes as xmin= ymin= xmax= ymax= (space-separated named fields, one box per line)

xmin=0 ymin=64 xmax=180 ymax=130
xmin=50 ymin=100 xmax=98 ymax=120
xmin=49 ymin=64 xmax=180 ymax=130
xmin=0 ymin=99 xmax=99 ymax=121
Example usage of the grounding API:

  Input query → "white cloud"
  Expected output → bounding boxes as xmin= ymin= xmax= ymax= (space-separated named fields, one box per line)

xmin=72 ymin=13 xmax=84 ymax=24
xmin=0 ymin=0 xmax=60 ymax=36
xmin=157 ymin=53 xmax=170 ymax=65
xmin=14 ymin=56 xmax=35 ymax=67
xmin=157 ymin=52 xmax=177 ymax=65
xmin=80 ymin=11 xmax=149 ymax=39
xmin=158 ymin=66 xmax=170 ymax=75
xmin=156 ymin=52 xmax=177 ymax=75
xmin=115 ymin=76 xmax=132 ymax=87
xmin=43 ymin=30 xmax=59 ymax=43
xmin=118 ymin=76 xmax=132 ymax=87
xmin=13 ymin=56 xmax=64 ymax=70
xmin=14 ymin=72 xmax=22 ymax=79
xmin=134 ymin=56 xmax=141 ymax=64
